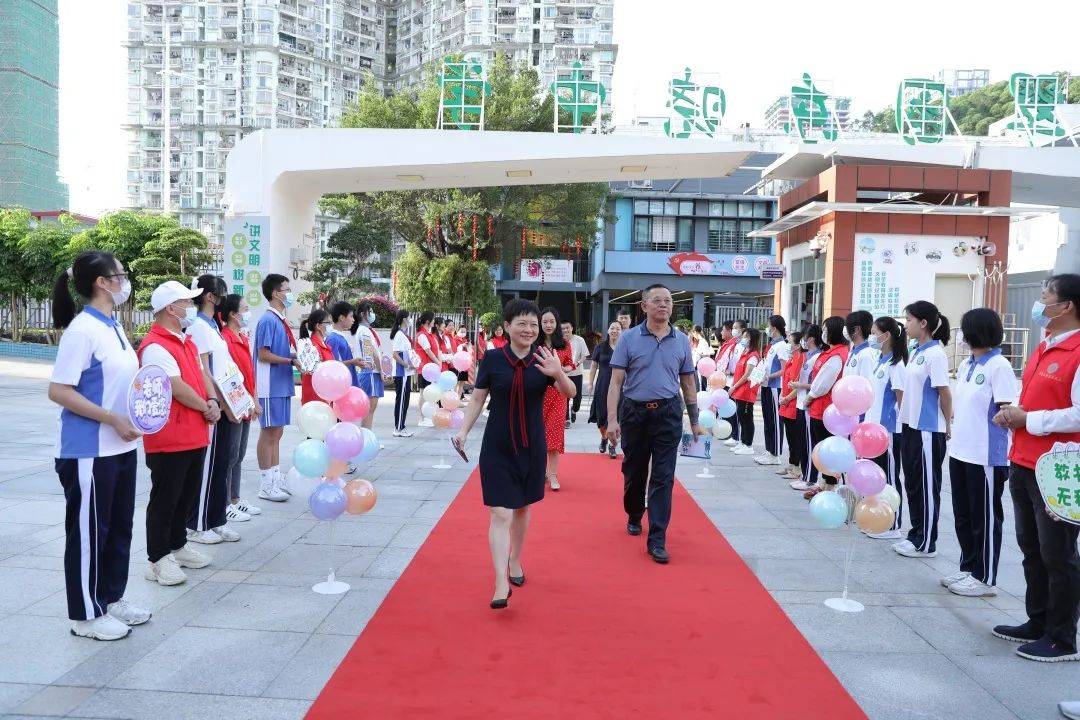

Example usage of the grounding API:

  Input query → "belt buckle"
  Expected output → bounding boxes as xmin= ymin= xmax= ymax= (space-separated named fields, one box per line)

xmin=645 ymin=401 xmax=659 ymax=410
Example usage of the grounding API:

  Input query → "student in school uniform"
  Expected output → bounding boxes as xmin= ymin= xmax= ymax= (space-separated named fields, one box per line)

xmin=48 ymin=251 xmax=150 ymax=640
xmin=326 ymin=301 xmax=365 ymax=392
xmin=139 ymin=281 xmax=220 ymax=586
xmin=863 ymin=317 xmax=908 ymax=540
xmin=788 ymin=325 xmax=823 ymax=491
xmin=728 ymin=328 xmax=762 ymax=456
xmin=942 ymin=308 xmax=1019 ymax=597
xmin=389 ymin=310 xmax=416 ymax=437
xmin=184 ymin=275 xmax=242 ymax=545
xmin=842 ymin=311 xmax=879 ymax=393
xmin=776 ymin=331 xmax=805 ymax=481
xmin=894 ymin=300 xmax=953 ymax=559
xmin=755 ymin=315 xmax=790 ymax=466
xmin=298 ymin=309 xmax=335 ymax=405
xmin=414 ymin=312 xmax=441 ymax=427
xmin=354 ymin=300 xmax=386 ymax=431
xmin=252 ymin=273 xmax=298 ymax=503
xmin=218 ymin=294 xmax=262 ymax=521
xmin=717 ymin=320 xmax=743 ymax=447
xmin=802 ymin=317 xmax=850 ymax=500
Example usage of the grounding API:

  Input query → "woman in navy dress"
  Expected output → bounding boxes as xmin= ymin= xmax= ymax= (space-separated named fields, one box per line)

xmin=453 ymin=299 xmax=576 ymax=609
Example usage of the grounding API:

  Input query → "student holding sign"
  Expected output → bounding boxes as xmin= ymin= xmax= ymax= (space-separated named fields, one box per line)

xmin=992 ymin=273 xmax=1080 ymax=663
xmin=728 ymin=327 xmax=762 ymax=456
xmin=353 ymin=300 xmax=386 ymax=431
xmin=299 ymin=309 xmax=335 ymax=404
xmin=48 ymin=251 xmax=150 ymax=641
xmin=219 ymin=294 xmax=262 ymax=521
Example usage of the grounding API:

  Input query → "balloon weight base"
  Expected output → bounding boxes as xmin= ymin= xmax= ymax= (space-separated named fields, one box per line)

xmin=824 ymin=597 xmax=864 ymax=613
xmin=312 ymin=580 xmax=350 ymax=595
xmin=696 ymin=468 xmax=715 ymax=478
xmin=432 ymin=461 xmax=452 ymax=470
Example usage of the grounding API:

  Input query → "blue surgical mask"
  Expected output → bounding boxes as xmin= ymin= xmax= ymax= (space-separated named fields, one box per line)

xmin=739 ymin=338 xmax=749 ymax=348
xmin=283 ymin=291 xmax=295 ymax=308
xmin=1031 ymin=300 xmax=1064 ymax=329
xmin=240 ymin=310 xmax=252 ymax=327
xmin=799 ymin=339 xmax=809 ymax=351
xmin=868 ymin=333 xmax=882 ymax=350
xmin=174 ymin=304 xmax=197 ymax=329
xmin=367 ymin=311 xmax=376 ymax=324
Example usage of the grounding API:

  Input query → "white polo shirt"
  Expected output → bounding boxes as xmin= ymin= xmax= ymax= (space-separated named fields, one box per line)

xmin=866 ymin=353 xmax=906 ymax=434
xmin=796 ymin=349 xmax=820 ymax=410
xmin=51 ymin=307 xmax=139 ymax=458
xmin=899 ymin=340 xmax=950 ymax=433
xmin=842 ymin=341 xmax=879 ymax=382
xmin=949 ymin=349 xmax=1019 ymax=466
xmin=186 ymin=313 xmax=230 ymax=378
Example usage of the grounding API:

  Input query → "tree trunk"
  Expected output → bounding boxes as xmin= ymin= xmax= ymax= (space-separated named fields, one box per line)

xmin=11 ymin=296 xmax=21 ymax=343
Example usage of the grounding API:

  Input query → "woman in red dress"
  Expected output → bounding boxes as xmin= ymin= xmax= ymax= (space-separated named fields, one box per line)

xmin=299 ymin=309 xmax=334 ymax=405
xmin=540 ymin=307 xmax=575 ymax=491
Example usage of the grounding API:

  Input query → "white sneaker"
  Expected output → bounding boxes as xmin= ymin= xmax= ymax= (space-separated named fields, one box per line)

xmin=236 ymin=500 xmax=261 ymax=516
xmin=948 ymin=576 xmax=997 ymax=597
xmin=187 ymin=529 xmax=223 ymax=545
xmin=258 ymin=480 xmax=289 ymax=502
xmin=940 ymin=570 xmax=971 ymax=588
xmin=723 ymin=438 xmax=739 ymax=446
xmin=754 ymin=454 xmax=780 ymax=465
xmin=145 ymin=555 xmax=187 ymax=586
xmin=419 ymin=418 xmax=434 ymax=427
xmin=71 ymin=614 xmax=131 ymax=641
xmin=173 ymin=544 xmax=211 ymax=569
xmin=773 ymin=465 xmax=790 ymax=475
xmin=397 ymin=429 xmax=414 ymax=438
xmin=1059 ymin=701 xmax=1080 ymax=720
xmin=733 ymin=445 xmax=755 ymax=456
xmin=866 ymin=529 xmax=902 ymax=540
xmin=789 ymin=479 xmax=812 ymax=491
xmin=212 ymin=525 xmax=240 ymax=542
xmin=108 ymin=598 xmax=151 ymax=626
xmin=226 ymin=504 xmax=251 ymax=522
xmin=893 ymin=540 xmax=936 ymax=558
xmin=274 ymin=471 xmax=292 ymax=496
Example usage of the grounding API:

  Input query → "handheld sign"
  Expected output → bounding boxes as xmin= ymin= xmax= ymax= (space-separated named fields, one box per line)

xmin=1035 ymin=442 xmax=1080 ymax=526
xmin=214 ymin=361 xmax=255 ymax=420
xmin=295 ymin=338 xmax=321 ymax=374
xmin=748 ymin=361 xmax=769 ymax=387
xmin=679 ymin=433 xmax=712 ymax=460
xmin=128 ymin=364 xmax=172 ymax=435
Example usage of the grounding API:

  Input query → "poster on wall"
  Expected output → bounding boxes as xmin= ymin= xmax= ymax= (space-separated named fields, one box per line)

xmin=852 ymin=234 xmax=982 ymax=317
xmin=223 ymin=216 xmax=272 ymax=311
xmin=519 ymin=259 xmax=573 ymax=283
xmin=667 ymin=252 xmax=771 ymax=277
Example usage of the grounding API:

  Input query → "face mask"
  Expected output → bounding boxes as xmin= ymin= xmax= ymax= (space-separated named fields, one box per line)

xmin=110 ymin=278 xmax=131 ymax=306
xmin=868 ymin=334 xmax=882 ymax=350
xmin=739 ymin=338 xmax=749 ymax=348
xmin=1031 ymin=300 xmax=1064 ymax=329
xmin=239 ymin=310 xmax=252 ymax=327
xmin=322 ymin=323 xmax=333 ymax=334
xmin=173 ymin=305 xmax=197 ymax=329
xmin=907 ymin=338 xmax=918 ymax=351
xmin=282 ymin=291 xmax=295 ymax=308
xmin=842 ymin=326 xmax=851 ymax=342
xmin=800 ymin=339 xmax=809 ymax=350
xmin=457 ymin=330 xmax=466 ymax=338
xmin=732 ymin=329 xmax=742 ymax=339
xmin=367 ymin=311 xmax=376 ymax=324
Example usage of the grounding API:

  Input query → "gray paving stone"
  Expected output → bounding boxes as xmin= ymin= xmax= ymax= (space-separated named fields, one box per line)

xmin=69 ymin=688 xmax=311 ymax=720
xmin=780 ymin=603 xmax=937 ymax=654
xmin=12 ymin=684 xmax=96 ymax=716
xmin=262 ymin=633 xmax=356 ymax=700
xmin=362 ymin=546 xmax=419 ymax=579
xmin=0 ymin=566 xmax=66 ymax=614
xmin=748 ymin=557 xmax=864 ymax=592
xmin=0 ymin=616 xmax=109 ymax=684
xmin=891 ymin=605 xmax=1033 ymax=656
xmin=0 ymin=682 xmax=44 ymax=714
xmin=315 ymin=578 xmax=394 ymax=635
xmin=948 ymin=652 xmax=1080 ymax=720
xmin=189 ymin=583 xmax=342 ymax=633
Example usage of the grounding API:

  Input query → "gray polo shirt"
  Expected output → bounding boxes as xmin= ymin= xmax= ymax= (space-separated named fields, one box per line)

xmin=609 ymin=322 xmax=695 ymax=401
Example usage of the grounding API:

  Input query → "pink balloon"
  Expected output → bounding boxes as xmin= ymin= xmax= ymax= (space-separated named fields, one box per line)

xmin=847 ymin=459 xmax=886 ymax=496
xmin=440 ymin=391 xmax=462 ymax=410
xmin=333 ymin=386 xmax=370 ymax=422
xmin=709 ymin=388 xmax=729 ymax=409
xmin=421 ymin=363 xmax=441 ymax=383
xmin=452 ymin=351 xmax=472 ymax=372
xmin=697 ymin=357 xmax=717 ymax=378
xmin=448 ymin=409 xmax=465 ymax=430
xmin=324 ymin=421 xmax=365 ymax=461
xmin=831 ymin=376 xmax=874 ymax=417
xmin=313 ymin=360 xmax=352 ymax=402
xmin=851 ymin=422 xmax=890 ymax=459
xmin=822 ymin=404 xmax=858 ymax=437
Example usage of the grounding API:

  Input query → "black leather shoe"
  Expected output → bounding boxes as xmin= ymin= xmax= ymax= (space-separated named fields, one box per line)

xmin=627 ymin=522 xmax=642 ymax=536
xmin=490 ymin=588 xmax=512 ymax=610
xmin=648 ymin=546 xmax=670 ymax=564
xmin=509 ymin=565 xmax=525 ymax=587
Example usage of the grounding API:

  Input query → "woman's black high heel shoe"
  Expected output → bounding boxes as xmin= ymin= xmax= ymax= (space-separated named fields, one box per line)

xmin=490 ymin=588 xmax=512 ymax=610
xmin=509 ymin=567 xmax=525 ymax=587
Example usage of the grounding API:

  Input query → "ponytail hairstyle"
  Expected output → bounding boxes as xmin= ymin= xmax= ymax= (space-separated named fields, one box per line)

xmin=217 ymin=293 xmax=243 ymax=329
xmin=803 ymin=323 xmax=824 ymax=351
xmin=389 ymin=309 xmax=409 ymax=340
xmin=745 ymin=327 xmax=762 ymax=354
xmin=873 ymin=316 xmax=908 ymax=366
xmin=904 ymin=300 xmax=950 ymax=346
xmin=299 ymin=308 xmax=329 ymax=340
xmin=788 ymin=331 xmax=804 ymax=353
xmin=193 ymin=274 xmax=226 ymax=315
xmin=822 ymin=316 xmax=847 ymax=348
xmin=52 ymin=251 xmax=120 ymax=329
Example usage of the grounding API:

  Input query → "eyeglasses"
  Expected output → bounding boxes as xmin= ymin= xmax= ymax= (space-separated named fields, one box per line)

xmin=105 ymin=272 xmax=129 ymax=281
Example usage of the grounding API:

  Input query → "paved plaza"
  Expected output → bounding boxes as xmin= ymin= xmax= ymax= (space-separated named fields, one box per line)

xmin=0 ymin=357 xmax=1074 ymax=720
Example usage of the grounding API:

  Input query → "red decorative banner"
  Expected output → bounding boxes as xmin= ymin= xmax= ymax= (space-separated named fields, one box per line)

xmin=521 ymin=227 xmax=527 ymax=256
xmin=487 ymin=215 xmax=494 ymax=239
xmin=575 ymin=236 xmax=582 ymax=258
xmin=471 ymin=215 xmax=479 ymax=261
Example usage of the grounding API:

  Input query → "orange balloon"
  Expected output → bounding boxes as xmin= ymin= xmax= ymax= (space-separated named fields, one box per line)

xmin=854 ymin=496 xmax=895 ymax=534
xmin=707 ymin=372 xmax=726 ymax=389
xmin=433 ymin=408 xmax=451 ymax=429
xmin=440 ymin=392 xmax=462 ymax=410
xmin=345 ymin=479 xmax=377 ymax=515
xmin=325 ymin=457 xmax=349 ymax=479
xmin=812 ymin=446 xmax=829 ymax=475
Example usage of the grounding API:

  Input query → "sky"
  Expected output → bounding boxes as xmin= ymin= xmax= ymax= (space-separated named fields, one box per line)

xmin=58 ymin=0 xmax=1078 ymax=217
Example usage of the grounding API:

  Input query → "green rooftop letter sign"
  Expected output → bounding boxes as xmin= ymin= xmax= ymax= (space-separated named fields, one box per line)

xmin=895 ymin=78 xmax=956 ymax=145
xmin=664 ymin=68 xmax=726 ymax=139
xmin=1006 ymin=73 xmax=1071 ymax=146
xmin=552 ymin=62 xmax=605 ymax=134
xmin=438 ymin=57 xmax=487 ymax=131
xmin=785 ymin=73 xmax=838 ymax=143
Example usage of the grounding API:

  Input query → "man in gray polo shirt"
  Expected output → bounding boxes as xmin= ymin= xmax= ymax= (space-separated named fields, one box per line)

xmin=606 ymin=283 xmax=703 ymax=564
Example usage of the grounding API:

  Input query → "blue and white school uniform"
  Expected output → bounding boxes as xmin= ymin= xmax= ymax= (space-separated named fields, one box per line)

xmin=797 ymin=349 xmax=821 ymax=484
xmin=354 ymin=325 xmax=385 ymax=399
xmin=51 ymin=307 xmax=139 ymax=621
xmin=843 ymin=341 xmax=879 ymax=421
xmin=948 ymin=349 xmax=1018 ymax=585
xmin=866 ymin=353 xmax=906 ymax=531
xmin=326 ymin=328 xmax=360 ymax=388
xmin=760 ymin=338 xmax=789 ymax=458
xmin=253 ymin=307 xmax=296 ymax=428
xmin=185 ymin=313 xmax=233 ymax=532
xmin=897 ymin=340 xmax=950 ymax=553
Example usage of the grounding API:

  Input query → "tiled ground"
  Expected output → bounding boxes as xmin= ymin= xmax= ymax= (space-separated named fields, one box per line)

xmin=0 ymin=357 xmax=1075 ymax=719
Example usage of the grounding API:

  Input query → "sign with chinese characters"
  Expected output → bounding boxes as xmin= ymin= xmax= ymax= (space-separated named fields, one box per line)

xmin=519 ymin=259 xmax=573 ymax=283
xmin=785 ymin=73 xmax=840 ymax=143
xmin=224 ymin=216 xmax=271 ymax=311
xmin=213 ymin=361 xmax=255 ymax=421
xmin=552 ymin=62 xmax=606 ymax=134
xmin=127 ymin=365 xmax=172 ymax=435
xmin=896 ymin=78 xmax=958 ymax=145
xmin=1005 ymin=73 xmax=1071 ymax=147
xmin=679 ymin=433 xmax=712 ymax=460
xmin=759 ymin=262 xmax=785 ymax=279
xmin=438 ymin=57 xmax=488 ymax=131
xmin=1035 ymin=442 xmax=1080 ymax=525
xmin=665 ymin=68 xmax=725 ymax=139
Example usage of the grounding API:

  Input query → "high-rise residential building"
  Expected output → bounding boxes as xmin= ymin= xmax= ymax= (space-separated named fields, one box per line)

xmin=932 ymin=68 xmax=990 ymax=97
xmin=763 ymin=93 xmax=852 ymax=136
xmin=0 ymin=0 xmax=69 ymax=211
xmin=125 ymin=0 xmax=617 ymax=257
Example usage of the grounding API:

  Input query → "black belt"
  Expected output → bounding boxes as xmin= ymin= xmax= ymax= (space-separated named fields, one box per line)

xmin=624 ymin=396 xmax=680 ymax=410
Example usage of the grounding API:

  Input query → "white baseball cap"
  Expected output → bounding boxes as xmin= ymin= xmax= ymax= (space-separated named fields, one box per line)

xmin=151 ymin=280 xmax=201 ymax=313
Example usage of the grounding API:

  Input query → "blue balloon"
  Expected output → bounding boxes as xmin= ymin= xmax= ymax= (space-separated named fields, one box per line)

xmin=718 ymin=399 xmax=737 ymax=419
xmin=437 ymin=370 xmax=458 ymax=391
xmin=809 ymin=490 xmax=848 ymax=529
xmin=817 ymin=436 xmax=857 ymax=475
xmin=308 ymin=482 xmax=347 ymax=520
xmin=698 ymin=410 xmax=716 ymax=429
xmin=293 ymin=438 xmax=330 ymax=478
xmin=356 ymin=428 xmax=380 ymax=462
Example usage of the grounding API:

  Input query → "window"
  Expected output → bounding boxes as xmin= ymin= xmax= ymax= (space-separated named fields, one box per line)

xmin=738 ymin=202 xmax=753 ymax=218
xmin=754 ymin=202 xmax=771 ymax=219
xmin=664 ymin=200 xmax=679 ymax=216
xmin=651 ymin=217 xmax=676 ymax=251
xmin=677 ymin=218 xmax=693 ymax=248
xmin=633 ymin=217 xmax=650 ymax=250
xmin=633 ymin=199 xmax=648 ymax=215
xmin=680 ymin=200 xmax=694 ymax=216
xmin=648 ymin=199 xmax=663 ymax=215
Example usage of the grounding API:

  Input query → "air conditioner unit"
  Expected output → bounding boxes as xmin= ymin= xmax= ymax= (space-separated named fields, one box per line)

xmin=626 ymin=179 xmax=652 ymax=189
xmin=290 ymin=247 xmax=310 ymax=265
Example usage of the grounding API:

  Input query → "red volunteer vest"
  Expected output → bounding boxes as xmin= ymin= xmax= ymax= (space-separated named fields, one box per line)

xmin=730 ymin=349 xmax=762 ymax=403
xmin=415 ymin=327 xmax=442 ymax=376
xmin=1009 ymin=331 xmax=1080 ymax=469
xmin=779 ymin=351 xmax=806 ymax=420
xmin=137 ymin=324 xmax=210 ymax=454
xmin=300 ymin=334 xmax=335 ymax=405
xmin=808 ymin=344 xmax=851 ymax=420
xmin=716 ymin=338 xmax=737 ymax=377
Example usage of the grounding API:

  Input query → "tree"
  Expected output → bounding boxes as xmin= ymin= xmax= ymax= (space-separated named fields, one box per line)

xmin=393 ymin=245 xmax=499 ymax=315
xmin=300 ymin=195 xmax=392 ymax=306
xmin=0 ymin=209 xmax=34 ymax=341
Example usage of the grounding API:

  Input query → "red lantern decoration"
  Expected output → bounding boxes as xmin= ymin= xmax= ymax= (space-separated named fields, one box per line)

xmin=521 ymin=227 xmax=527 ymax=256
xmin=434 ymin=216 xmax=441 ymax=239
xmin=487 ymin=214 xmax=494 ymax=238
xmin=575 ymin=236 xmax=582 ymax=258
xmin=457 ymin=212 xmax=465 ymax=239
xmin=471 ymin=215 xmax=479 ymax=261
xmin=561 ymin=239 xmax=569 ymax=258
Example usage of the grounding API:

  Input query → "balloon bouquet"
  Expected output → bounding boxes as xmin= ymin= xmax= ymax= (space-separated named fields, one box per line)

xmin=289 ymin=360 xmax=381 ymax=595
xmin=804 ymin=375 xmax=899 ymax=613
xmin=692 ymin=357 xmax=736 ymax=479
xmin=420 ymin=358 xmax=468 ymax=470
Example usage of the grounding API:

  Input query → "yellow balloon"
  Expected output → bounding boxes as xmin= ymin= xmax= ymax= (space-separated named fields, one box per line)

xmin=855 ymin=496 xmax=895 ymax=534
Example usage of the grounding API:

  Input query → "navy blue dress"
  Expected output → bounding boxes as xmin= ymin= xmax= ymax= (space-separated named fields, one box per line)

xmin=475 ymin=347 xmax=553 ymax=509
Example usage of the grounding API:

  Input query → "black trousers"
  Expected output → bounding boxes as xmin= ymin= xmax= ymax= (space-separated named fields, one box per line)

xmin=799 ymin=409 xmax=818 ymax=485
xmin=900 ymin=425 xmax=946 ymax=554
xmin=146 ymin=447 xmax=207 ymax=563
xmin=393 ymin=375 xmax=411 ymax=431
xmin=735 ymin=399 xmax=755 ymax=447
xmin=781 ymin=412 xmax=804 ymax=468
xmin=809 ymin=417 xmax=837 ymax=485
xmin=725 ymin=385 xmax=740 ymax=443
xmin=619 ymin=396 xmax=682 ymax=551
xmin=949 ymin=459 xmax=1006 ymax=585
xmin=188 ymin=421 xmax=231 ymax=532
xmin=1009 ymin=464 xmax=1080 ymax=649
xmin=870 ymin=433 xmax=905 ymax=531
xmin=56 ymin=450 xmax=137 ymax=621
xmin=760 ymin=387 xmax=783 ymax=457
xmin=566 ymin=375 xmax=583 ymax=419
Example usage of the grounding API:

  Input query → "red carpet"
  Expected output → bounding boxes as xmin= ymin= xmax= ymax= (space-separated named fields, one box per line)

xmin=308 ymin=453 xmax=866 ymax=719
